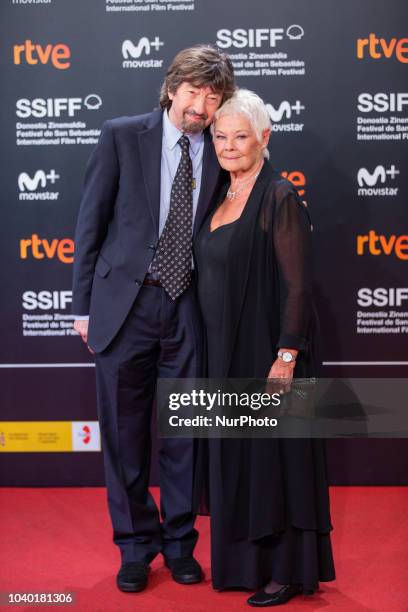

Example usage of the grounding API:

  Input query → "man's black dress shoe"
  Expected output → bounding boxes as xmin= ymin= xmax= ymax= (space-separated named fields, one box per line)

xmin=164 ymin=556 xmax=203 ymax=584
xmin=116 ymin=561 xmax=150 ymax=592
xmin=247 ymin=584 xmax=304 ymax=606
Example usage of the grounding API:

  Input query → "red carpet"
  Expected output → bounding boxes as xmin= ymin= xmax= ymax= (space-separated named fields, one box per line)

xmin=1 ymin=487 xmax=407 ymax=611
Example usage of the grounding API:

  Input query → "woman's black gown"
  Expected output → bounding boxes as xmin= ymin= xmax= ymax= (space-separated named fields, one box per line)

xmin=195 ymin=210 xmax=336 ymax=592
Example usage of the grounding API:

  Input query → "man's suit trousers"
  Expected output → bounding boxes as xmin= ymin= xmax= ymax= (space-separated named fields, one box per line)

xmin=94 ymin=281 xmax=203 ymax=563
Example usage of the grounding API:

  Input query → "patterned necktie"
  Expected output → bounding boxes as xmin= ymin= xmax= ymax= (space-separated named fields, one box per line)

xmin=150 ymin=135 xmax=193 ymax=300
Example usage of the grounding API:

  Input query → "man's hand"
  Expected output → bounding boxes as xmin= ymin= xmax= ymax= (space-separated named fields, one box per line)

xmin=73 ymin=319 xmax=94 ymax=354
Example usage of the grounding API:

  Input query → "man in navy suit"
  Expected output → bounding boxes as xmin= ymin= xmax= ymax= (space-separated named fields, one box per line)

xmin=72 ymin=45 xmax=234 ymax=593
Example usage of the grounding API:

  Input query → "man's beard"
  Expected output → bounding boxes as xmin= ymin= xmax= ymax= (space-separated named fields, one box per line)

xmin=181 ymin=110 xmax=208 ymax=134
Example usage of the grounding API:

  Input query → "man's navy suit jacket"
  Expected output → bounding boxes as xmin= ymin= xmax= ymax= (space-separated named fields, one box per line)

xmin=72 ymin=109 xmax=222 ymax=353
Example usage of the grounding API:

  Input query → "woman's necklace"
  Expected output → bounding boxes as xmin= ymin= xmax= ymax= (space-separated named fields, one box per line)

xmin=226 ymin=164 xmax=263 ymax=201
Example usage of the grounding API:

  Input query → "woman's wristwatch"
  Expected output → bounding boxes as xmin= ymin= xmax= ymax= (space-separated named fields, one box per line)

xmin=277 ymin=350 xmax=296 ymax=363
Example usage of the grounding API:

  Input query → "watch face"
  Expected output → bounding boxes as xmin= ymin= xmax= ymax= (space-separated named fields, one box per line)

xmin=282 ymin=352 xmax=292 ymax=362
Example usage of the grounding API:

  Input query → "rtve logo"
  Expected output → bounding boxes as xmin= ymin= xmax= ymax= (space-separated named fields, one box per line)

xmin=280 ymin=171 xmax=306 ymax=198
xmin=20 ymin=234 xmax=74 ymax=264
xmin=18 ymin=169 xmax=60 ymax=200
xmin=357 ymin=165 xmax=399 ymax=196
xmin=357 ymin=231 xmax=408 ymax=260
xmin=357 ymin=34 xmax=408 ymax=63
xmin=13 ymin=40 xmax=71 ymax=69
xmin=16 ymin=94 xmax=102 ymax=118
xmin=216 ymin=25 xmax=304 ymax=49
xmin=358 ymin=93 xmax=408 ymax=113
xmin=266 ymin=101 xmax=305 ymax=122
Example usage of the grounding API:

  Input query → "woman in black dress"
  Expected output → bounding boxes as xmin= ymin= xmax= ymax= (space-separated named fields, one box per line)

xmin=194 ymin=89 xmax=335 ymax=607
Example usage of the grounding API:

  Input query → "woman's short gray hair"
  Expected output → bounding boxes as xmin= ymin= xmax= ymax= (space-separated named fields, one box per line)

xmin=211 ymin=88 xmax=272 ymax=159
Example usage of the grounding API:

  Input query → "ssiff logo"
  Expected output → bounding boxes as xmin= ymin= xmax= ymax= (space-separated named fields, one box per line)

xmin=18 ymin=170 xmax=60 ymax=201
xmin=266 ymin=100 xmax=305 ymax=133
xmin=122 ymin=37 xmax=164 ymax=68
xmin=357 ymin=288 xmax=408 ymax=307
xmin=13 ymin=40 xmax=71 ymax=69
xmin=357 ymin=93 xmax=408 ymax=113
xmin=357 ymin=34 xmax=408 ymax=63
xmin=357 ymin=165 xmax=399 ymax=196
xmin=22 ymin=290 xmax=72 ymax=311
xmin=16 ymin=94 xmax=102 ymax=118
xmin=216 ymin=25 xmax=304 ymax=49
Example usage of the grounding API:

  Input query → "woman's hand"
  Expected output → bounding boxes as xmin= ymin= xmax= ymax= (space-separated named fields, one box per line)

xmin=267 ymin=349 xmax=298 ymax=394
xmin=267 ymin=359 xmax=294 ymax=393
xmin=268 ymin=358 xmax=295 ymax=380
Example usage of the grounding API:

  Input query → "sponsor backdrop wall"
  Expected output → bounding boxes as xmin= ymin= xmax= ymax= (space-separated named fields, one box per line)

xmin=1 ymin=0 xmax=407 ymax=485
